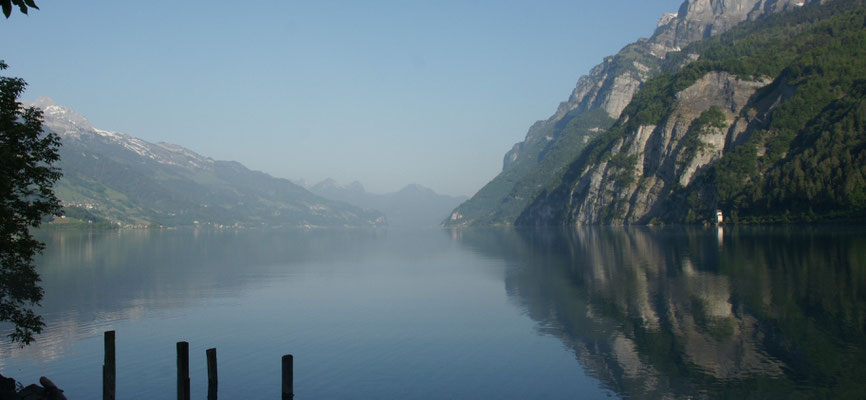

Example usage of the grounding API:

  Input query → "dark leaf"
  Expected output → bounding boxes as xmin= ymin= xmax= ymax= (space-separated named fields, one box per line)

xmin=9 ymin=0 xmax=28 ymax=14
xmin=2 ymin=2 xmax=12 ymax=18
xmin=23 ymin=0 xmax=37 ymax=9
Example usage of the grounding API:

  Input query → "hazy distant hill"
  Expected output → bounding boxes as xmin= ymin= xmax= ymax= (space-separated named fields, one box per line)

xmin=309 ymin=179 xmax=467 ymax=227
xmin=31 ymin=98 xmax=385 ymax=228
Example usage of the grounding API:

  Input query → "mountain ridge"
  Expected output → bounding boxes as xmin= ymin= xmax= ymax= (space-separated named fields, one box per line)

xmin=30 ymin=98 xmax=386 ymax=228
xmin=447 ymin=0 xmax=815 ymax=227
xmin=517 ymin=0 xmax=866 ymax=225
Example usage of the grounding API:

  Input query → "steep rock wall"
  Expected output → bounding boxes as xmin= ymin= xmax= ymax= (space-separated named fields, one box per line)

xmin=451 ymin=0 xmax=809 ymax=227
xmin=520 ymin=71 xmax=779 ymax=225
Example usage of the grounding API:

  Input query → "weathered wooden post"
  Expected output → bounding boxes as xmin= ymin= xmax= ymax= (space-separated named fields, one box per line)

xmin=103 ymin=330 xmax=115 ymax=400
xmin=206 ymin=348 xmax=218 ymax=400
xmin=281 ymin=354 xmax=293 ymax=399
xmin=177 ymin=342 xmax=190 ymax=400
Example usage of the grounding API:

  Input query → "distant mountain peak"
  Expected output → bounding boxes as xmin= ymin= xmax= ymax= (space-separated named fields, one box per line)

xmin=312 ymin=178 xmax=340 ymax=190
xmin=312 ymin=179 xmax=366 ymax=194
xmin=24 ymin=98 xmax=219 ymax=170
xmin=308 ymin=180 xmax=466 ymax=227
xmin=345 ymin=181 xmax=366 ymax=193
xmin=27 ymin=97 xmax=96 ymax=137
xmin=398 ymin=183 xmax=434 ymax=195
xmin=32 ymin=96 xmax=57 ymax=108
xmin=657 ymin=12 xmax=679 ymax=28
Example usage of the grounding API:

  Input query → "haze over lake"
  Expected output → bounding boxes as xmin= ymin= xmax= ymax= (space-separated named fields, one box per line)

xmin=1 ymin=226 xmax=864 ymax=398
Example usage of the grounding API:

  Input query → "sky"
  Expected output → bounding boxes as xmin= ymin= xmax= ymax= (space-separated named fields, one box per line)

xmin=1 ymin=0 xmax=685 ymax=196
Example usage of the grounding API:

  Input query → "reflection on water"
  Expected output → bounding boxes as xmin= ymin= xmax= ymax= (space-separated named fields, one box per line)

xmin=11 ymin=228 xmax=386 ymax=351
xmin=455 ymin=226 xmax=866 ymax=399
xmin=2 ymin=226 xmax=864 ymax=398
xmin=1 ymin=228 xmax=612 ymax=399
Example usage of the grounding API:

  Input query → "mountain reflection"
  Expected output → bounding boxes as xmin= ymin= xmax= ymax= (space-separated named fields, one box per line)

xmin=33 ymin=228 xmax=387 ymax=310
xmin=0 ymin=228 xmax=386 ymax=354
xmin=454 ymin=226 xmax=866 ymax=399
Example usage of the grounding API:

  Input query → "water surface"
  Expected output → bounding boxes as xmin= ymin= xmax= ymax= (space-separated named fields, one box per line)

xmin=1 ymin=226 xmax=864 ymax=399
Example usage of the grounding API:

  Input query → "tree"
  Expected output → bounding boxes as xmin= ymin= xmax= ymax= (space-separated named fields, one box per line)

xmin=0 ymin=60 xmax=61 ymax=345
xmin=1 ymin=0 xmax=38 ymax=18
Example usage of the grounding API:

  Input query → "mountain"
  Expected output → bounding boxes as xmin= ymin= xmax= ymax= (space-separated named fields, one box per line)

xmin=518 ymin=0 xmax=866 ymax=225
xmin=309 ymin=179 xmax=467 ymax=228
xmin=31 ymin=98 xmax=386 ymax=228
xmin=447 ymin=0 xmax=814 ymax=227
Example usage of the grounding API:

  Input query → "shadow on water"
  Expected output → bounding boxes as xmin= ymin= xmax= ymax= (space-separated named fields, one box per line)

xmin=452 ymin=225 xmax=866 ymax=399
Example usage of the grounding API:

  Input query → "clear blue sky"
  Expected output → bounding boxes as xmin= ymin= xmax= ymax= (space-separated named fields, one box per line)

xmin=2 ymin=0 xmax=684 ymax=196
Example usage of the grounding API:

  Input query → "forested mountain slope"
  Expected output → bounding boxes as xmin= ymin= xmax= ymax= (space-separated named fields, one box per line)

xmin=518 ymin=0 xmax=866 ymax=225
xmin=447 ymin=0 xmax=812 ymax=226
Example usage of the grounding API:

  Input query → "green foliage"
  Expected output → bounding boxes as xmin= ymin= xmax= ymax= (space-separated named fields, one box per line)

xmin=678 ymin=106 xmax=726 ymax=167
xmin=1 ymin=0 xmax=38 ymax=18
xmin=53 ymin=206 xmax=117 ymax=228
xmin=755 ymin=82 xmax=866 ymax=220
xmin=0 ymin=61 xmax=61 ymax=344
xmin=622 ymin=61 xmax=720 ymax=131
xmin=53 ymin=138 xmax=386 ymax=229
xmin=546 ymin=0 xmax=866 ymax=225
xmin=677 ymin=3 xmax=866 ymax=223
xmin=500 ymin=0 xmax=866 ymax=226
xmin=630 ymin=0 xmax=866 ymax=131
xmin=606 ymin=153 xmax=638 ymax=189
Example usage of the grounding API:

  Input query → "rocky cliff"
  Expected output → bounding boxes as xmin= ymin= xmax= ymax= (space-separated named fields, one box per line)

xmin=522 ymin=72 xmax=774 ymax=225
xmin=555 ymin=0 xmax=811 ymax=122
xmin=519 ymin=0 xmax=866 ymax=225
xmin=448 ymin=0 xmax=810 ymax=226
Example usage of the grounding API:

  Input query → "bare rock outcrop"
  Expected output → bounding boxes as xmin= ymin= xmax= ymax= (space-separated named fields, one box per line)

xmin=520 ymin=71 xmax=781 ymax=225
xmin=455 ymin=0 xmax=814 ymax=226
xmin=556 ymin=0 xmax=810 ymax=123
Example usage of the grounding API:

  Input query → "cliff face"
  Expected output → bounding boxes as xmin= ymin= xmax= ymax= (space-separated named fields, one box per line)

xmin=449 ymin=0 xmax=809 ymax=226
xmin=521 ymin=72 xmax=775 ymax=225
xmin=507 ymin=0 xmax=809 ymax=168
xmin=653 ymin=0 xmax=809 ymax=49
xmin=519 ymin=0 xmax=866 ymax=226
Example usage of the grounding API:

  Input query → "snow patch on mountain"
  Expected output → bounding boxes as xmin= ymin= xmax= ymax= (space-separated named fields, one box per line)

xmin=27 ymin=97 xmax=215 ymax=170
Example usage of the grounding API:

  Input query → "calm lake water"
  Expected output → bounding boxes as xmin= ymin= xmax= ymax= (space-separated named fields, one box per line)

xmin=1 ymin=226 xmax=865 ymax=399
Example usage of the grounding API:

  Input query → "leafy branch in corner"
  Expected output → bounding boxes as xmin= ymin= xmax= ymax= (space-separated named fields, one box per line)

xmin=1 ymin=0 xmax=38 ymax=19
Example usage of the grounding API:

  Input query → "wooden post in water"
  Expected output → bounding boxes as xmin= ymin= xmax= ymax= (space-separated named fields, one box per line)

xmin=281 ymin=354 xmax=293 ymax=399
xmin=177 ymin=342 xmax=190 ymax=400
xmin=206 ymin=348 xmax=218 ymax=400
xmin=103 ymin=330 xmax=115 ymax=400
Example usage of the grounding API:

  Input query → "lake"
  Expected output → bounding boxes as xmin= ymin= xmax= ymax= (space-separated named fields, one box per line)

xmin=1 ymin=226 xmax=865 ymax=399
